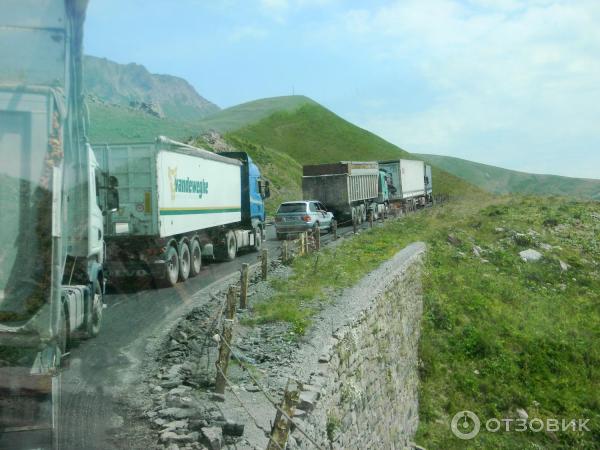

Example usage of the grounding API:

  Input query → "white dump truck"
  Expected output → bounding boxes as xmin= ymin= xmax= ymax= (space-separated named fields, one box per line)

xmin=93 ymin=140 xmax=270 ymax=286
xmin=302 ymin=161 xmax=389 ymax=223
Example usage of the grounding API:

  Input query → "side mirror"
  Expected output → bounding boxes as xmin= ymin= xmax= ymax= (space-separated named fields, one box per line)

xmin=106 ymin=188 xmax=119 ymax=212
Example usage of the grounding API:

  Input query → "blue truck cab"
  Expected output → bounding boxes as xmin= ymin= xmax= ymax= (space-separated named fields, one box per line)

xmin=222 ymin=152 xmax=270 ymax=233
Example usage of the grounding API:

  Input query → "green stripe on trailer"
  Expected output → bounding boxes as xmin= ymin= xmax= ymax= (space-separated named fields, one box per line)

xmin=160 ymin=207 xmax=241 ymax=215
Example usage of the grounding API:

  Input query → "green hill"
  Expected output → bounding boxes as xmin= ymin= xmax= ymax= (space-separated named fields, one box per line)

xmin=418 ymin=153 xmax=600 ymax=200
xmin=197 ymin=95 xmax=316 ymax=133
xmin=87 ymin=102 xmax=198 ymax=144
xmin=226 ymin=99 xmax=481 ymax=198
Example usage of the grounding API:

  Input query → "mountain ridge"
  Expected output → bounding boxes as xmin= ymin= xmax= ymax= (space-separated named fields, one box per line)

xmin=84 ymin=55 xmax=220 ymax=122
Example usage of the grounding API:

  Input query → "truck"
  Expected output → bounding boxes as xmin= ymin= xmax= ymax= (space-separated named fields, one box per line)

xmin=0 ymin=0 xmax=114 ymax=448
xmin=302 ymin=161 xmax=389 ymax=223
xmin=378 ymin=159 xmax=429 ymax=209
xmin=92 ymin=141 xmax=270 ymax=286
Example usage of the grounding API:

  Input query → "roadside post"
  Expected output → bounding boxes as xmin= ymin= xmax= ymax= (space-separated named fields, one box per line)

xmin=239 ymin=264 xmax=249 ymax=309
xmin=261 ymin=248 xmax=268 ymax=280
xmin=266 ymin=379 xmax=301 ymax=450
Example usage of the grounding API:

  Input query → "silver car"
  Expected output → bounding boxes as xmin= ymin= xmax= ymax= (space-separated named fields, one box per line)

xmin=274 ymin=200 xmax=336 ymax=240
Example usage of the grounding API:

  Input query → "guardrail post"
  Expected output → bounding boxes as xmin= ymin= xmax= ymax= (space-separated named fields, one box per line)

xmin=261 ymin=248 xmax=268 ymax=281
xmin=239 ymin=264 xmax=249 ymax=309
xmin=266 ymin=379 xmax=301 ymax=450
xmin=215 ymin=318 xmax=234 ymax=394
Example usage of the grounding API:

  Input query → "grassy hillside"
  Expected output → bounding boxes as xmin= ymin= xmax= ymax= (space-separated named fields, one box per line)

xmin=229 ymin=100 xmax=481 ymax=197
xmin=197 ymin=95 xmax=315 ymax=133
xmin=418 ymin=153 xmax=600 ymax=200
xmin=247 ymin=196 xmax=600 ymax=448
xmin=88 ymin=102 xmax=198 ymax=144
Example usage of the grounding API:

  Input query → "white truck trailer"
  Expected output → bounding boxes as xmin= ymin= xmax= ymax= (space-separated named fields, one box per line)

xmin=379 ymin=159 xmax=429 ymax=209
xmin=93 ymin=139 xmax=270 ymax=286
xmin=0 ymin=1 xmax=115 ymax=447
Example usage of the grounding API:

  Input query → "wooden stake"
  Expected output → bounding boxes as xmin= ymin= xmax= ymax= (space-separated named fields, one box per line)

xmin=353 ymin=216 xmax=358 ymax=234
xmin=261 ymin=248 xmax=268 ymax=280
xmin=282 ymin=240 xmax=289 ymax=264
xmin=226 ymin=285 xmax=236 ymax=319
xmin=332 ymin=220 xmax=337 ymax=240
xmin=369 ymin=211 xmax=374 ymax=228
xmin=298 ymin=234 xmax=304 ymax=257
xmin=266 ymin=379 xmax=301 ymax=450
xmin=303 ymin=231 xmax=310 ymax=254
xmin=239 ymin=264 xmax=249 ymax=309
xmin=315 ymin=227 xmax=320 ymax=251
xmin=215 ymin=319 xmax=234 ymax=394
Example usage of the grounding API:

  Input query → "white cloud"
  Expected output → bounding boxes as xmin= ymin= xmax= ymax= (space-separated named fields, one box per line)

xmin=324 ymin=0 xmax=600 ymax=177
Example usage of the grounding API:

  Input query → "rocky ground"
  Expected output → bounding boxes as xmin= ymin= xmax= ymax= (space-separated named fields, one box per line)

xmin=129 ymin=260 xmax=307 ymax=449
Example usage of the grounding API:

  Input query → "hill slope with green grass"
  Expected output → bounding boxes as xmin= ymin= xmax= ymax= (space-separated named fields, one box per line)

xmin=88 ymin=102 xmax=199 ymax=144
xmin=246 ymin=195 xmax=600 ymax=449
xmin=227 ymin=100 xmax=481 ymax=198
xmin=197 ymin=95 xmax=315 ymax=133
xmin=418 ymin=153 xmax=600 ymax=200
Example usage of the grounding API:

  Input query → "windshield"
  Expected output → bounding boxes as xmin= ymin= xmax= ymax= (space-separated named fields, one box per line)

xmin=0 ymin=110 xmax=53 ymax=323
xmin=277 ymin=203 xmax=307 ymax=213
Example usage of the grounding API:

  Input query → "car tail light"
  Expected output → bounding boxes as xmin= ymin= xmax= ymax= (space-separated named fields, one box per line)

xmin=302 ymin=215 xmax=311 ymax=222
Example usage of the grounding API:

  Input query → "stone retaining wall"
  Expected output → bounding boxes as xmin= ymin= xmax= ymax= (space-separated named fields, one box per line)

xmin=288 ymin=242 xmax=426 ymax=450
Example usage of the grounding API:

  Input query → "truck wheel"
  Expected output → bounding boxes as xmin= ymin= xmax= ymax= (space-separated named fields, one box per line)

xmin=86 ymin=280 xmax=103 ymax=338
xmin=179 ymin=242 xmax=191 ymax=282
xmin=216 ymin=231 xmax=237 ymax=261
xmin=189 ymin=240 xmax=202 ymax=277
xmin=165 ymin=246 xmax=180 ymax=286
xmin=253 ymin=227 xmax=262 ymax=251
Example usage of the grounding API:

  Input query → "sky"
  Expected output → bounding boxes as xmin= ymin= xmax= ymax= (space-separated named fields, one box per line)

xmin=84 ymin=0 xmax=600 ymax=179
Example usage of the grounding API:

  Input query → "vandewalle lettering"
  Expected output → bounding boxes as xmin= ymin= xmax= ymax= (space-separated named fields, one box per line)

xmin=174 ymin=177 xmax=209 ymax=198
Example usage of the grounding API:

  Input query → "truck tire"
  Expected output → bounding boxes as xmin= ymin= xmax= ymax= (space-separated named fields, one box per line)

xmin=179 ymin=242 xmax=191 ymax=282
xmin=86 ymin=280 xmax=103 ymax=338
xmin=164 ymin=246 xmax=180 ymax=286
xmin=216 ymin=230 xmax=237 ymax=261
xmin=252 ymin=227 xmax=262 ymax=251
xmin=189 ymin=239 xmax=202 ymax=277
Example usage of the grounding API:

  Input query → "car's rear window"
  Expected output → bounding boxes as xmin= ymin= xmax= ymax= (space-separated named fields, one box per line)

xmin=277 ymin=203 xmax=307 ymax=213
